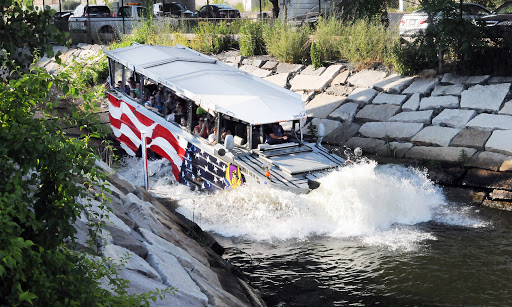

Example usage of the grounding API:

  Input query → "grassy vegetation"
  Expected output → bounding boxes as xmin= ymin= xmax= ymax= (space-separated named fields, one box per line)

xmin=262 ymin=20 xmax=311 ymax=63
xmin=106 ymin=17 xmax=399 ymax=72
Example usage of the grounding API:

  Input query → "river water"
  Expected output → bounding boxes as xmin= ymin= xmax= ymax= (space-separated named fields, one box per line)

xmin=117 ymin=157 xmax=512 ymax=306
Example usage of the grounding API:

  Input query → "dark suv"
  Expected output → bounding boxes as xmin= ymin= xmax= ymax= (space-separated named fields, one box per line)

xmin=196 ymin=4 xmax=241 ymax=19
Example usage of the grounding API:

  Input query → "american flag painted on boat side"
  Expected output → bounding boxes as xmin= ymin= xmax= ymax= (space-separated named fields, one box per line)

xmin=108 ymin=94 xmax=229 ymax=192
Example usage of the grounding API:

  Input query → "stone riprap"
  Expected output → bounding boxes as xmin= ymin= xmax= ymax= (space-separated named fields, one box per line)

xmin=218 ymin=54 xmax=512 ymax=206
xmin=80 ymin=161 xmax=266 ymax=307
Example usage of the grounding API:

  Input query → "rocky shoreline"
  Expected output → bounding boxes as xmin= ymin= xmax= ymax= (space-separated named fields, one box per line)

xmin=78 ymin=160 xmax=266 ymax=306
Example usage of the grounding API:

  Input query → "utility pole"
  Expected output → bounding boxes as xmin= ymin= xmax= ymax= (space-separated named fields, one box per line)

xmin=399 ymin=0 xmax=404 ymax=12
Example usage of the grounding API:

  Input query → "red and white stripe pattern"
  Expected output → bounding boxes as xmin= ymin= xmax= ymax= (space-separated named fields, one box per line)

xmin=108 ymin=94 xmax=187 ymax=180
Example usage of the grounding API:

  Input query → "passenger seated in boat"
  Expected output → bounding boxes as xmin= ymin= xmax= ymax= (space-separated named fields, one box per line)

xmin=145 ymin=95 xmax=163 ymax=113
xmin=221 ymin=128 xmax=232 ymax=143
xmin=129 ymin=90 xmax=139 ymax=103
xmin=163 ymin=93 xmax=176 ymax=115
xmin=155 ymin=88 xmax=165 ymax=105
xmin=128 ymin=77 xmax=136 ymax=90
xmin=265 ymin=122 xmax=293 ymax=145
xmin=134 ymin=82 xmax=141 ymax=98
xmin=173 ymin=103 xmax=186 ymax=124
xmin=208 ymin=126 xmax=217 ymax=145
xmin=193 ymin=117 xmax=208 ymax=138
xmin=116 ymin=81 xmax=130 ymax=94
xmin=180 ymin=117 xmax=187 ymax=127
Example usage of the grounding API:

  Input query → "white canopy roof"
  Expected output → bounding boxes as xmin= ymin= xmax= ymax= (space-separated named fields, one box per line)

xmin=104 ymin=44 xmax=307 ymax=125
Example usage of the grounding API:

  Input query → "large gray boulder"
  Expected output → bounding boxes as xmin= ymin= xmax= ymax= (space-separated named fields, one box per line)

xmin=347 ymin=88 xmax=378 ymax=104
xmin=486 ymin=130 xmax=512 ymax=156
xmin=466 ymin=114 xmax=512 ymax=131
xmin=419 ymin=96 xmax=459 ymax=110
xmin=460 ymin=83 xmax=510 ymax=112
xmin=306 ymin=94 xmax=347 ymax=118
xmin=432 ymin=109 xmax=476 ymax=128
xmin=411 ymin=126 xmax=461 ymax=147
xmin=450 ymin=128 xmax=492 ymax=150
xmin=406 ymin=146 xmax=477 ymax=163
xmin=389 ymin=110 xmax=433 ymax=124
xmin=359 ymin=122 xmax=423 ymax=140
xmin=355 ymin=104 xmax=401 ymax=122
xmin=403 ymin=78 xmax=439 ymax=95
xmin=347 ymin=69 xmax=387 ymax=88
xmin=372 ymin=92 xmax=408 ymax=105
xmin=373 ymin=74 xmax=415 ymax=93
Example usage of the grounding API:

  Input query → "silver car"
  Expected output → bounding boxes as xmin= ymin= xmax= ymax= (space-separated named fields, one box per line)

xmin=399 ymin=3 xmax=490 ymax=36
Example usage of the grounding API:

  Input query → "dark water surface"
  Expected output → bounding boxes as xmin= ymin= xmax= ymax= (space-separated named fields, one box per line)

xmin=215 ymin=205 xmax=512 ymax=306
xmin=117 ymin=158 xmax=512 ymax=306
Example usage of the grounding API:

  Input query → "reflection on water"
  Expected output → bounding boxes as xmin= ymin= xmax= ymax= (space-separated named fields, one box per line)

xmin=117 ymin=157 xmax=512 ymax=306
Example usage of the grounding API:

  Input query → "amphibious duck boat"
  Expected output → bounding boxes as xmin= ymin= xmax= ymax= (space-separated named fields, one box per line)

xmin=105 ymin=44 xmax=348 ymax=193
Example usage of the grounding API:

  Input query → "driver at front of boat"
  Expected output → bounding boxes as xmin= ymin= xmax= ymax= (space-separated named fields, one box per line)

xmin=265 ymin=122 xmax=292 ymax=145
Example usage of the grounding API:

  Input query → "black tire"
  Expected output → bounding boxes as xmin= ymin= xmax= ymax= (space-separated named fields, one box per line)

xmin=97 ymin=26 xmax=118 ymax=44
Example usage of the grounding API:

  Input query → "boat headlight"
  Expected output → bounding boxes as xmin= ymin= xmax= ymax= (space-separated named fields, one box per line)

xmin=354 ymin=147 xmax=363 ymax=157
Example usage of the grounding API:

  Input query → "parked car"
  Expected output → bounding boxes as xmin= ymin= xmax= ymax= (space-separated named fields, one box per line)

xmin=69 ymin=5 xmax=150 ymax=43
xmin=399 ymin=3 xmax=490 ymax=36
xmin=196 ymin=4 xmax=241 ymax=19
xmin=53 ymin=10 xmax=73 ymax=31
xmin=481 ymin=1 xmax=512 ymax=37
xmin=289 ymin=4 xmax=331 ymax=27
xmin=154 ymin=2 xmax=195 ymax=18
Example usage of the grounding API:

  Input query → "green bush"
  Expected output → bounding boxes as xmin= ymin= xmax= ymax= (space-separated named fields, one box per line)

xmin=262 ymin=20 xmax=310 ymax=63
xmin=393 ymin=0 xmax=491 ymax=75
xmin=239 ymin=20 xmax=265 ymax=56
xmin=0 ymin=67 xmax=172 ymax=305
xmin=310 ymin=41 xmax=321 ymax=68
xmin=338 ymin=19 xmax=398 ymax=69
xmin=393 ymin=34 xmax=439 ymax=75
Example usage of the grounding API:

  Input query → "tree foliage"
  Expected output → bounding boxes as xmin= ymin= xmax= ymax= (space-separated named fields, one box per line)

xmin=0 ymin=0 xmax=68 ymax=71
xmin=0 ymin=3 xmax=173 ymax=305
xmin=336 ymin=0 xmax=388 ymax=22
xmin=395 ymin=0 xmax=488 ymax=74
xmin=0 ymin=62 xmax=173 ymax=306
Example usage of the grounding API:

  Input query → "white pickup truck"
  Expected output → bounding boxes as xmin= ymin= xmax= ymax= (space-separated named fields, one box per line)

xmin=69 ymin=5 xmax=150 ymax=43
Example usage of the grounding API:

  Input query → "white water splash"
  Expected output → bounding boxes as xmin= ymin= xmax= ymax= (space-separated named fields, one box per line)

xmin=116 ymin=157 xmax=485 ymax=248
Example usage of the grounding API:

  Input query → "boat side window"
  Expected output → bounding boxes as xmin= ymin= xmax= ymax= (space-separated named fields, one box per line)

xmin=219 ymin=116 xmax=249 ymax=147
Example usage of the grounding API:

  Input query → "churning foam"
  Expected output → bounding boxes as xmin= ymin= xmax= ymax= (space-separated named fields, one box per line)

xmin=116 ymin=157 xmax=490 ymax=247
